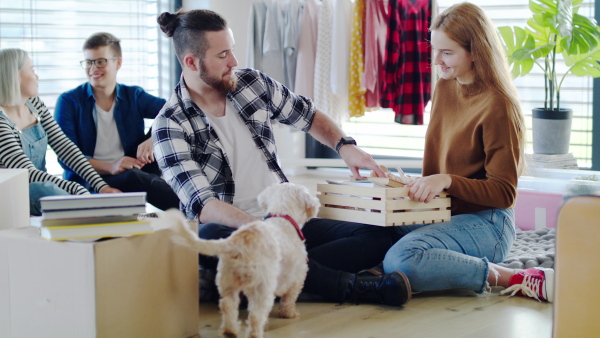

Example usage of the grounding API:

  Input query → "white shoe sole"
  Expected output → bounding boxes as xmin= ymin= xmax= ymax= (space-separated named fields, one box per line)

xmin=536 ymin=267 xmax=554 ymax=302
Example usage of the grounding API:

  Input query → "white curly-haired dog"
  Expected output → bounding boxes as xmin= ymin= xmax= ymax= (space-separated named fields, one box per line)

xmin=167 ymin=182 xmax=320 ymax=338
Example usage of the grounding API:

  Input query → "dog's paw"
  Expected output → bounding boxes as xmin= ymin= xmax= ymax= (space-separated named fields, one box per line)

xmin=221 ymin=325 xmax=239 ymax=337
xmin=278 ymin=305 xmax=299 ymax=319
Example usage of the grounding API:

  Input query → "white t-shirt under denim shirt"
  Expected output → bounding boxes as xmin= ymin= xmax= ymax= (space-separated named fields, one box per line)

xmin=204 ymin=100 xmax=278 ymax=218
xmin=93 ymin=103 xmax=124 ymax=163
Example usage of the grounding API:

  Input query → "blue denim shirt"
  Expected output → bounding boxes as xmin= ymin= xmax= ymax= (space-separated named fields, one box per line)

xmin=55 ymin=82 xmax=166 ymax=185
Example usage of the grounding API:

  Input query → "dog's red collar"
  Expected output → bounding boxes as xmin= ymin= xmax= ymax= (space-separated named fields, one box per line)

xmin=264 ymin=213 xmax=305 ymax=241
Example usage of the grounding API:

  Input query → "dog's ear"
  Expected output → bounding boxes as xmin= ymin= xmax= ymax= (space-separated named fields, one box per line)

xmin=258 ymin=182 xmax=292 ymax=213
xmin=257 ymin=186 xmax=271 ymax=212
xmin=289 ymin=184 xmax=320 ymax=219
xmin=302 ymin=193 xmax=320 ymax=219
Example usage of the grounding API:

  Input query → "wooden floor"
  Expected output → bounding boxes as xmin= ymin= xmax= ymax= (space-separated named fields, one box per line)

xmin=194 ymin=169 xmax=553 ymax=337
xmin=195 ymin=288 xmax=552 ymax=337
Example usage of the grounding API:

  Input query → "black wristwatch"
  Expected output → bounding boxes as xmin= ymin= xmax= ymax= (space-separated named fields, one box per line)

xmin=335 ymin=136 xmax=357 ymax=153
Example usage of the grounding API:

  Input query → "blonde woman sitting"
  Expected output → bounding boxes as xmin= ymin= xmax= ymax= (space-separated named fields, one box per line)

xmin=0 ymin=48 xmax=120 ymax=215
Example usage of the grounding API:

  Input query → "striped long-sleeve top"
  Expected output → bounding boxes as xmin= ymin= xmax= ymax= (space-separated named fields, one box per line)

xmin=0 ymin=96 xmax=108 ymax=194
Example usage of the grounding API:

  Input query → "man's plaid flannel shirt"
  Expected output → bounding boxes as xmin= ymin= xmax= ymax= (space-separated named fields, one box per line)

xmin=152 ymin=69 xmax=317 ymax=220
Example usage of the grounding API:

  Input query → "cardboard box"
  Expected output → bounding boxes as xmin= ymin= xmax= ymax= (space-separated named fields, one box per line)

xmin=0 ymin=227 xmax=199 ymax=338
xmin=0 ymin=169 xmax=29 ymax=230
xmin=317 ymin=183 xmax=451 ymax=226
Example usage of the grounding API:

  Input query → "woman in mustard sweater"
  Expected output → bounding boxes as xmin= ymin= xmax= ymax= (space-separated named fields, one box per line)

xmin=383 ymin=2 xmax=553 ymax=302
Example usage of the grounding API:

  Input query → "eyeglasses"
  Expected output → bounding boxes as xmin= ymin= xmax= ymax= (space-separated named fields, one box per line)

xmin=80 ymin=57 xmax=118 ymax=69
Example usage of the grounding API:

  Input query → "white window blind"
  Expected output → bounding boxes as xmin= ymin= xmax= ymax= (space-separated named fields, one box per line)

xmin=343 ymin=0 xmax=595 ymax=169
xmin=0 ymin=0 xmax=174 ymax=174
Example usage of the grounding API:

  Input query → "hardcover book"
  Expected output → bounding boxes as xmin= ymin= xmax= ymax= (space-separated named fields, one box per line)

xmin=31 ymin=215 xmax=139 ymax=228
xmin=40 ymin=192 xmax=147 ymax=211
xmin=39 ymin=220 xmax=153 ymax=241
xmin=40 ymin=205 xmax=147 ymax=220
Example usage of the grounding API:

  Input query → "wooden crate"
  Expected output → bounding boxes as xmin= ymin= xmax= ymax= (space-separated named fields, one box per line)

xmin=317 ymin=183 xmax=451 ymax=227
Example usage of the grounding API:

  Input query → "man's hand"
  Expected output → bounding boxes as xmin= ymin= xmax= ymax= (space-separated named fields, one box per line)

xmin=99 ymin=186 xmax=122 ymax=193
xmin=110 ymin=156 xmax=145 ymax=175
xmin=136 ymin=138 xmax=155 ymax=165
xmin=306 ymin=110 xmax=386 ymax=180
xmin=199 ymin=199 xmax=259 ymax=228
xmin=405 ymin=174 xmax=452 ymax=203
xmin=338 ymin=145 xmax=387 ymax=180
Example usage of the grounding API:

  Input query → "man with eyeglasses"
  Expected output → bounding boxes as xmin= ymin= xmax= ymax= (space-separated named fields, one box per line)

xmin=54 ymin=32 xmax=180 ymax=211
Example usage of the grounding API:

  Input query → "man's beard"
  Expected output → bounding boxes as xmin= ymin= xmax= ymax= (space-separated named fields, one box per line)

xmin=200 ymin=61 xmax=237 ymax=94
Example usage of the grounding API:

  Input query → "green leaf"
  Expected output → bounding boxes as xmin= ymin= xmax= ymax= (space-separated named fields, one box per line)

xmin=561 ymin=13 xmax=600 ymax=54
xmin=571 ymin=0 xmax=586 ymax=12
xmin=520 ymin=59 xmax=536 ymax=76
xmin=564 ymin=43 xmax=600 ymax=77
xmin=530 ymin=0 xmax=558 ymax=16
xmin=498 ymin=26 xmax=538 ymax=77
xmin=556 ymin=0 xmax=573 ymax=37
xmin=526 ymin=17 xmax=555 ymax=50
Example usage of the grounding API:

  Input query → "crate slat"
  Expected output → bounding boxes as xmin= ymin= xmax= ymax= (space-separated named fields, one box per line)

xmin=317 ymin=183 xmax=392 ymax=198
xmin=318 ymin=207 xmax=451 ymax=227
xmin=318 ymin=194 xmax=450 ymax=212
xmin=318 ymin=207 xmax=389 ymax=226
xmin=316 ymin=183 xmax=451 ymax=227
xmin=386 ymin=210 xmax=451 ymax=226
xmin=316 ymin=183 xmax=448 ymax=199
xmin=318 ymin=194 xmax=386 ymax=210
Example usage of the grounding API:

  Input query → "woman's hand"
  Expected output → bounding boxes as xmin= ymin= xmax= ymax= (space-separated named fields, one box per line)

xmin=406 ymin=174 xmax=452 ymax=203
xmin=99 ymin=186 xmax=122 ymax=194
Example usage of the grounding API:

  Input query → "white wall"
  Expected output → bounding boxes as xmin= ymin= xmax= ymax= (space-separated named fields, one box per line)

xmin=182 ymin=0 xmax=310 ymax=175
xmin=183 ymin=0 xmax=252 ymax=68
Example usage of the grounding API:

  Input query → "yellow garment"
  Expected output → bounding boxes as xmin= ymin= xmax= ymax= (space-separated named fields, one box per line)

xmin=348 ymin=0 xmax=367 ymax=118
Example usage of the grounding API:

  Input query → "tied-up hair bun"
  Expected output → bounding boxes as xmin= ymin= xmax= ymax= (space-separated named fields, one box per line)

xmin=157 ymin=12 xmax=179 ymax=37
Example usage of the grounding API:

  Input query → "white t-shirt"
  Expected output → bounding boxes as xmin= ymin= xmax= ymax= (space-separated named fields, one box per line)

xmin=93 ymin=103 xmax=124 ymax=163
xmin=204 ymin=100 xmax=278 ymax=217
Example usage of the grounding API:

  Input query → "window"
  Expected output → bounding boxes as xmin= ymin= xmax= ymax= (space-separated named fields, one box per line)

xmin=342 ymin=0 xmax=596 ymax=169
xmin=0 ymin=0 xmax=174 ymax=174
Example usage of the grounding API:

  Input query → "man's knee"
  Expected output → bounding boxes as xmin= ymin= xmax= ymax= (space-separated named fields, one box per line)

xmin=198 ymin=223 xmax=235 ymax=240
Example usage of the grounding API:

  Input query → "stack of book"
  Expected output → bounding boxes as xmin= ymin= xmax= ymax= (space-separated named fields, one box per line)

xmin=527 ymin=153 xmax=579 ymax=170
xmin=34 ymin=192 xmax=153 ymax=241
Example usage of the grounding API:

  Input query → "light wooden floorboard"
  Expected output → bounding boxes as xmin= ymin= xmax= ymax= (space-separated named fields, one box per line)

xmin=195 ymin=288 xmax=552 ymax=338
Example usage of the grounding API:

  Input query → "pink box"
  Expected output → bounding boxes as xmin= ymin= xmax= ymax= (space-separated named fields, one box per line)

xmin=514 ymin=189 xmax=564 ymax=230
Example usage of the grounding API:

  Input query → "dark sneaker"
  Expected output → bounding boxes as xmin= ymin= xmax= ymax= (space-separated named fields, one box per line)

xmin=351 ymin=270 xmax=411 ymax=306
xmin=357 ymin=263 xmax=385 ymax=276
xmin=199 ymin=267 xmax=219 ymax=303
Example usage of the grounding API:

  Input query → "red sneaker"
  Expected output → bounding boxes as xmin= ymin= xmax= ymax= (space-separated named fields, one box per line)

xmin=501 ymin=267 xmax=554 ymax=302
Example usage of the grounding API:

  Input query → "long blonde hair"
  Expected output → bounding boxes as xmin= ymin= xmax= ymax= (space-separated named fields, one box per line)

xmin=431 ymin=2 xmax=526 ymax=174
xmin=0 ymin=48 xmax=28 ymax=106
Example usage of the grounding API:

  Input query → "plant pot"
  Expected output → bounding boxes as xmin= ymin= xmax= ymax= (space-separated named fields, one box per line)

xmin=532 ymin=108 xmax=573 ymax=155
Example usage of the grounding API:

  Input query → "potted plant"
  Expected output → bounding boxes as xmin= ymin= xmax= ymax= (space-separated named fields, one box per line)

xmin=498 ymin=0 xmax=600 ymax=155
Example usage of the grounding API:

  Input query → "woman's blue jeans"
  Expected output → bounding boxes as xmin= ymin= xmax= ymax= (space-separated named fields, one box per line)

xmin=383 ymin=208 xmax=516 ymax=293
xmin=9 ymin=105 xmax=70 ymax=216
xmin=29 ymin=182 xmax=69 ymax=216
